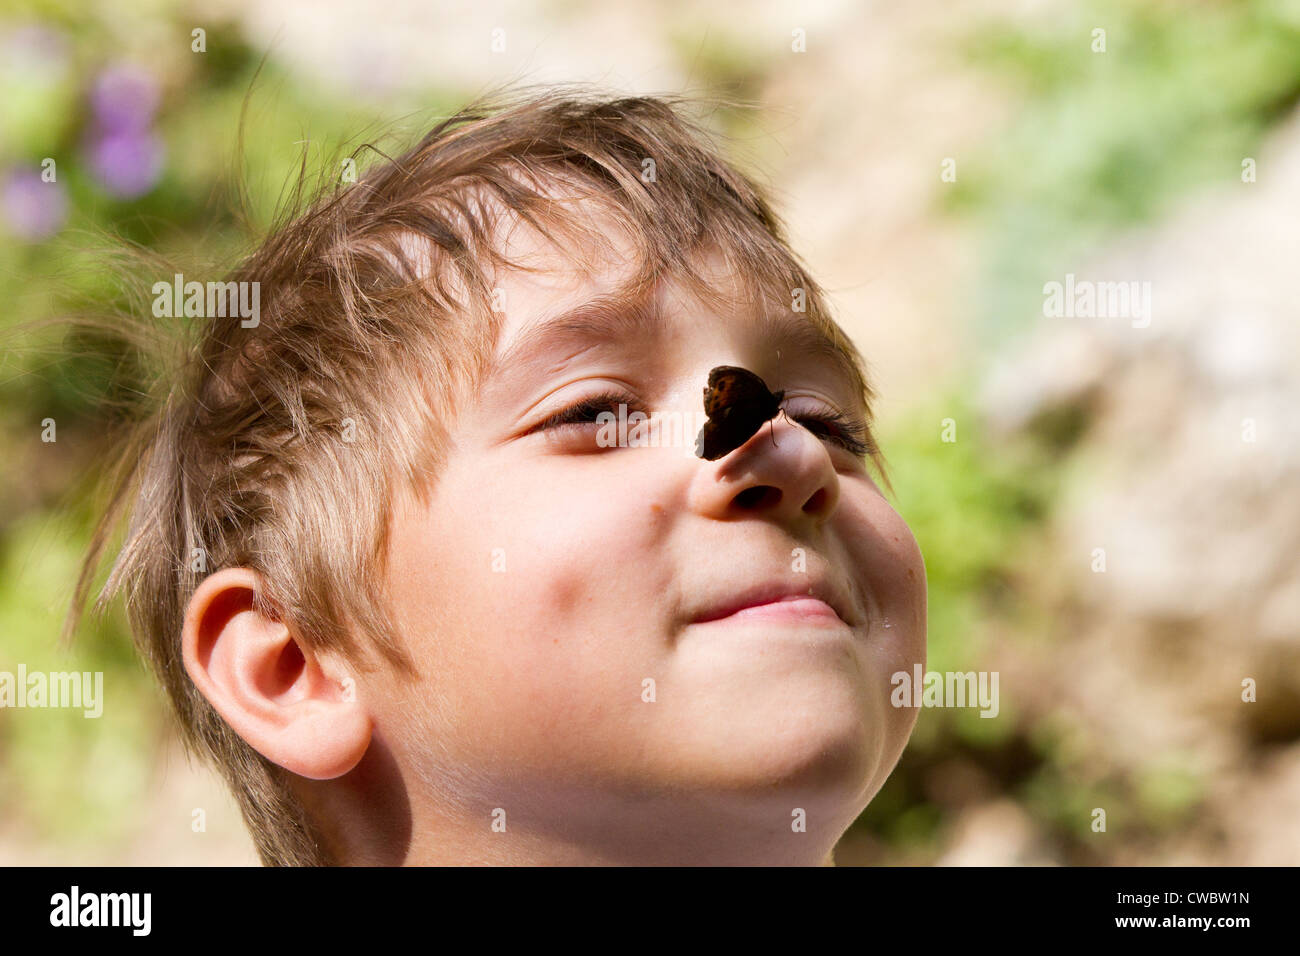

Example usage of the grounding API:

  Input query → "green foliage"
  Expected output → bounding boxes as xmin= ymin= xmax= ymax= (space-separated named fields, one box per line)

xmin=943 ymin=0 xmax=1300 ymax=344
xmin=0 ymin=0 xmax=1281 ymax=865
xmin=0 ymin=511 xmax=159 ymax=845
xmin=1133 ymin=760 xmax=1205 ymax=829
xmin=849 ymin=394 xmax=1060 ymax=850
xmin=0 ymin=1 xmax=469 ymax=858
xmin=881 ymin=387 xmax=1053 ymax=680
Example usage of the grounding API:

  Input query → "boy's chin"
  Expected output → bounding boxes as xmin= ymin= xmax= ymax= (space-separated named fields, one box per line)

xmin=666 ymin=707 xmax=885 ymax=807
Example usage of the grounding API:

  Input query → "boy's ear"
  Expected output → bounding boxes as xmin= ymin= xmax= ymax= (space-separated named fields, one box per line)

xmin=181 ymin=567 xmax=372 ymax=780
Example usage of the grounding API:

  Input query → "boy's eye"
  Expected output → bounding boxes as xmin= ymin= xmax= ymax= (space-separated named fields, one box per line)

xmin=787 ymin=409 xmax=874 ymax=459
xmin=533 ymin=392 xmax=639 ymax=434
xmin=530 ymin=393 xmax=873 ymax=459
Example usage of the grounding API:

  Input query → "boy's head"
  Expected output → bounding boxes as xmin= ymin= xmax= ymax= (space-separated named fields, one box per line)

xmin=72 ymin=86 xmax=926 ymax=865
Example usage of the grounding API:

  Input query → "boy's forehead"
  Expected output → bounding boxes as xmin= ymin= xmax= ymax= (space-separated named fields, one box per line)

xmin=489 ymin=198 xmax=653 ymax=320
xmin=479 ymin=207 xmax=867 ymax=403
xmin=489 ymin=238 xmax=742 ymax=364
xmin=482 ymin=271 xmax=866 ymax=412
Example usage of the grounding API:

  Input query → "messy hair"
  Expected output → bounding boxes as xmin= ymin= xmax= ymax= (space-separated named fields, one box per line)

xmin=62 ymin=82 xmax=884 ymax=865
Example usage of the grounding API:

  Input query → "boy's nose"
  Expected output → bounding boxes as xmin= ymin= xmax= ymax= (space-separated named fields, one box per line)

xmin=688 ymin=415 xmax=840 ymax=527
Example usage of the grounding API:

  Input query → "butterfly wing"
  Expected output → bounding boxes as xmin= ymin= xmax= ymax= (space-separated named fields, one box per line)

xmin=703 ymin=366 xmax=746 ymax=417
xmin=695 ymin=366 xmax=785 ymax=460
xmin=695 ymin=418 xmax=729 ymax=460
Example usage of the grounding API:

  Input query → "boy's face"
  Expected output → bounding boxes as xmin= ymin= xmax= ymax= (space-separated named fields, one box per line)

xmin=375 ymin=219 xmax=926 ymax=864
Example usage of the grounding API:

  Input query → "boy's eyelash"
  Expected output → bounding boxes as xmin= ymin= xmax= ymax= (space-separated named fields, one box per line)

xmin=788 ymin=409 xmax=875 ymax=458
xmin=535 ymin=392 xmax=637 ymax=431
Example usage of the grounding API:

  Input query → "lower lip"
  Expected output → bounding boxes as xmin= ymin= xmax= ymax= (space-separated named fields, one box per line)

xmin=700 ymin=598 xmax=847 ymax=627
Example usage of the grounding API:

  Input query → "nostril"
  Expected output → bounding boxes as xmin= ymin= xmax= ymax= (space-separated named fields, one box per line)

xmin=733 ymin=485 xmax=782 ymax=510
xmin=802 ymin=488 xmax=829 ymax=514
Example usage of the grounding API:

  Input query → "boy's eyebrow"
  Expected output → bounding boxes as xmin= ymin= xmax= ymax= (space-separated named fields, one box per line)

xmin=482 ymin=289 xmax=867 ymax=401
xmin=754 ymin=311 xmax=868 ymax=400
xmin=485 ymin=290 xmax=661 ymax=384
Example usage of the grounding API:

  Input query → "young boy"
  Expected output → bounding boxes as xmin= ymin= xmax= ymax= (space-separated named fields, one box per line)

xmin=71 ymin=86 xmax=927 ymax=865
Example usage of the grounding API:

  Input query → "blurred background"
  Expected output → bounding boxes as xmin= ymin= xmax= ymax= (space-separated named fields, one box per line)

xmin=2 ymin=0 xmax=1299 ymax=865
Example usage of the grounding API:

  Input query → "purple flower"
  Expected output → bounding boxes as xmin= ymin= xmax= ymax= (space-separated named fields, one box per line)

xmin=87 ymin=128 xmax=164 ymax=199
xmin=2 ymin=168 xmax=68 ymax=241
xmin=89 ymin=62 xmax=160 ymax=134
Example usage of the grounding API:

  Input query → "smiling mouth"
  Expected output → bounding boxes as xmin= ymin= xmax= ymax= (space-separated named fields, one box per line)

xmin=709 ymin=596 xmax=845 ymax=626
xmin=692 ymin=586 xmax=857 ymax=629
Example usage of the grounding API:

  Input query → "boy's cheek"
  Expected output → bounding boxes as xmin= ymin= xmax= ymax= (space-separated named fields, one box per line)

xmin=393 ymin=464 xmax=672 ymax=684
xmin=452 ymin=455 xmax=672 ymax=595
xmin=848 ymin=508 xmax=927 ymax=793
xmin=837 ymin=499 xmax=927 ymax=698
xmin=850 ymin=498 xmax=926 ymax=626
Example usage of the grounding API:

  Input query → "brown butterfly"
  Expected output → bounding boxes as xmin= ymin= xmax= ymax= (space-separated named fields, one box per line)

xmin=695 ymin=365 xmax=786 ymax=461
